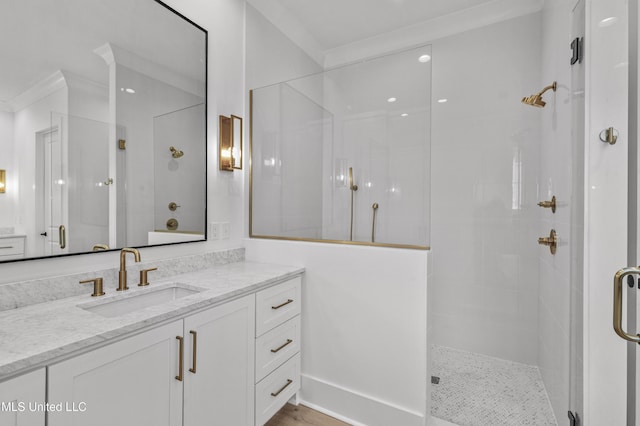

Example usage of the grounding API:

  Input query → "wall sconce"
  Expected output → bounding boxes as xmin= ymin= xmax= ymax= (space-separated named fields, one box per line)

xmin=0 ymin=169 xmax=5 ymax=193
xmin=219 ymin=115 xmax=243 ymax=171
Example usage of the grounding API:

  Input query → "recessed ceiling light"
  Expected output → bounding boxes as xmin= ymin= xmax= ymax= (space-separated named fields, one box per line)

xmin=125 ymin=88 xmax=136 ymax=94
xmin=437 ymin=98 xmax=448 ymax=103
xmin=418 ymin=54 xmax=431 ymax=63
xmin=387 ymin=97 xmax=397 ymax=103
xmin=599 ymin=17 xmax=618 ymax=27
xmin=401 ymin=113 xmax=409 ymax=117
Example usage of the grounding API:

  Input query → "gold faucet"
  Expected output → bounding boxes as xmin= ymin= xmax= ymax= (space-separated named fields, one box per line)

xmin=118 ymin=248 xmax=141 ymax=291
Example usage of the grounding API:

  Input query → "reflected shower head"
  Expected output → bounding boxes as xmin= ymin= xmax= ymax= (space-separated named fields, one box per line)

xmin=522 ymin=82 xmax=557 ymax=108
xmin=169 ymin=146 xmax=184 ymax=158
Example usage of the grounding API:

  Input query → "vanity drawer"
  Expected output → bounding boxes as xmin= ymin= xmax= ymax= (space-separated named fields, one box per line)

xmin=256 ymin=315 xmax=300 ymax=382
xmin=0 ymin=237 xmax=25 ymax=258
xmin=256 ymin=276 xmax=301 ymax=336
xmin=255 ymin=352 xmax=301 ymax=426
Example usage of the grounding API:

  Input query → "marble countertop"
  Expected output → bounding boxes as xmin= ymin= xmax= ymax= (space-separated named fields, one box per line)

xmin=0 ymin=261 xmax=304 ymax=381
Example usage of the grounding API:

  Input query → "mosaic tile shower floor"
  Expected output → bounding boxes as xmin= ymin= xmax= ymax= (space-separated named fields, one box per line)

xmin=431 ymin=346 xmax=557 ymax=426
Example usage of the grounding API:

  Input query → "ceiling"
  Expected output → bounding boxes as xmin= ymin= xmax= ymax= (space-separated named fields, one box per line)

xmin=0 ymin=0 xmax=205 ymax=105
xmin=248 ymin=0 xmax=497 ymax=51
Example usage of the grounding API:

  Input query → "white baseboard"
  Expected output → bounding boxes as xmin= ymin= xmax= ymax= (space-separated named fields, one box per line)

xmin=299 ymin=374 xmax=426 ymax=426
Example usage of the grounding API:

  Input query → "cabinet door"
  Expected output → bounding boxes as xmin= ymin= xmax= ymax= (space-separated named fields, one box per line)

xmin=48 ymin=321 xmax=183 ymax=426
xmin=183 ymin=295 xmax=255 ymax=426
xmin=0 ymin=369 xmax=45 ymax=426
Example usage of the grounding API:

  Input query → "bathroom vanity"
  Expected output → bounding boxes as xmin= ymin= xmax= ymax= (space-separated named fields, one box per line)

xmin=0 ymin=257 xmax=302 ymax=426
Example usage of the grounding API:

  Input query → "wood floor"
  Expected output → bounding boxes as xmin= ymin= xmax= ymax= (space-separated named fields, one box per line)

xmin=265 ymin=403 xmax=351 ymax=426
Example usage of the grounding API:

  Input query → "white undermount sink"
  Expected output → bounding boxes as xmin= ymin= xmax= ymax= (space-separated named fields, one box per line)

xmin=78 ymin=284 xmax=203 ymax=318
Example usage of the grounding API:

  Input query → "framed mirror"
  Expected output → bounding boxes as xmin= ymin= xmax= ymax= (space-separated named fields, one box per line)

xmin=0 ymin=0 xmax=207 ymax=263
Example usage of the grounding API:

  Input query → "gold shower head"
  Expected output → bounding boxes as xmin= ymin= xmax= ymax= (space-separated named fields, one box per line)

xmin=522 ymin=81 xmax=557 ymax=108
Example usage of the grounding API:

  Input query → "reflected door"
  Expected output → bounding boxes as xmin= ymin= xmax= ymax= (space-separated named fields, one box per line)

xmin=35 ymin=125 xmax=66 ymax=256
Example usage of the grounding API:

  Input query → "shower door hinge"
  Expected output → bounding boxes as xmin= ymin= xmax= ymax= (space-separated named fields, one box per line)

xmin=570 ymin=37 xmax=583 ymax=65
xmin=568 ymin=410 xmax=580 ymax=426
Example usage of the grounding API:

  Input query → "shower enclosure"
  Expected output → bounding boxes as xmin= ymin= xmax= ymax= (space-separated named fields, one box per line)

xmin=250 ymin=46 xmax=431 ymax=249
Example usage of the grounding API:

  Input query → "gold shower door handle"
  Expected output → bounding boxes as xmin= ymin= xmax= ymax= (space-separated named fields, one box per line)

xmin=59 ymin=225 xmax=66 ymax=249
xmin=613 ymin=267 xmax=640 ymax=344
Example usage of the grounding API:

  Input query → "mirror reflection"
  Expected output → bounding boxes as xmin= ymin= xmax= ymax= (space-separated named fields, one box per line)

xmin=0 ymin=0 xmax=207 ymax=262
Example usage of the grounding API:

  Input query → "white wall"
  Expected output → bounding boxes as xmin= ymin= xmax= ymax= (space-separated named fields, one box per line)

xmin=430 ymin=13 xmax=542 ymax=365
xmin=538 ymin=0 xmax=574 ymax=422
xmin=245 ymin=239 xmax=428 ymax=426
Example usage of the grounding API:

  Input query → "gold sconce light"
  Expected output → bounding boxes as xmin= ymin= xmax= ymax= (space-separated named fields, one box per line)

xmin=219 ymin=114 xmax=243 ymax=171
xmin=0 ymin=169 xmax=5 ymax=193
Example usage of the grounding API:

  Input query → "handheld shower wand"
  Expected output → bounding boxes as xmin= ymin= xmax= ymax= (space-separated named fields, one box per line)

xmin=371 ymin=203 xmax=379 ymax=243
xmin=349 ymin=167 xmax=358 ymax=241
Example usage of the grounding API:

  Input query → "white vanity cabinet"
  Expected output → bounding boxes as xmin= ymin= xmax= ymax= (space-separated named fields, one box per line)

xmin=254 ymin=276 xmax=302 ymax=426
xmin=48 ymin=294 xmax=256 ymax=426
xmin=183 ymin=295 xmax=255 ymax=426
xmin=0 ymin=369 xmax=46 ymax=426
xmin=48 ymin=321 xmax=184 ymax=426
xmin=0 ymin=235 xmax=26 ymax=261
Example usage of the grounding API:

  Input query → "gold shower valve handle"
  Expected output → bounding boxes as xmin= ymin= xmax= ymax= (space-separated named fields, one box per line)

xmin=537 ymin=196 xmax=556 ymax=213
xmin=537 ymin=229 xmax=558 ymax=255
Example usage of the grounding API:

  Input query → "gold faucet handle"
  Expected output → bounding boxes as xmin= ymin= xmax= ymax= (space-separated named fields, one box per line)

xmin=139 ymin=268 xmax=158 ymax=287
xmin=79 ymin=278 xmax=105 ymax=297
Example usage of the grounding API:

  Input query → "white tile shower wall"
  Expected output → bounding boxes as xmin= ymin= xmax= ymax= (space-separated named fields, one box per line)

xmin=114 ymin=64 xmax=204 ymax=246
xmin=537 ymin=1 xmax=574 ymax=422
xmin=430 ymin=13 xmax=542 ymax=365
xmin=245 ymin=239 xmax=428 ymax=426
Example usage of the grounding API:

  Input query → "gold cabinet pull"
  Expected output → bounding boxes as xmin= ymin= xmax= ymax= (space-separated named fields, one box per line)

xmin=59 ymin=225 xmax=66 ymax=249
xmin=189 ymin=330 xmax=197 ymax=374
xmin=270 ymin=379 xmax=293 ymax=397
xmin=537 ymin=195 xmax=556 ymax=213
xmin=270 ymin=339 xmax=293 ymax=353
xmin=272 ymin=299 xmax=294 ymax=310
xmin=613 ymin=267 xmax=640 ymax=344
xmin=175 ymin=336 xmax=184 ymax=381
